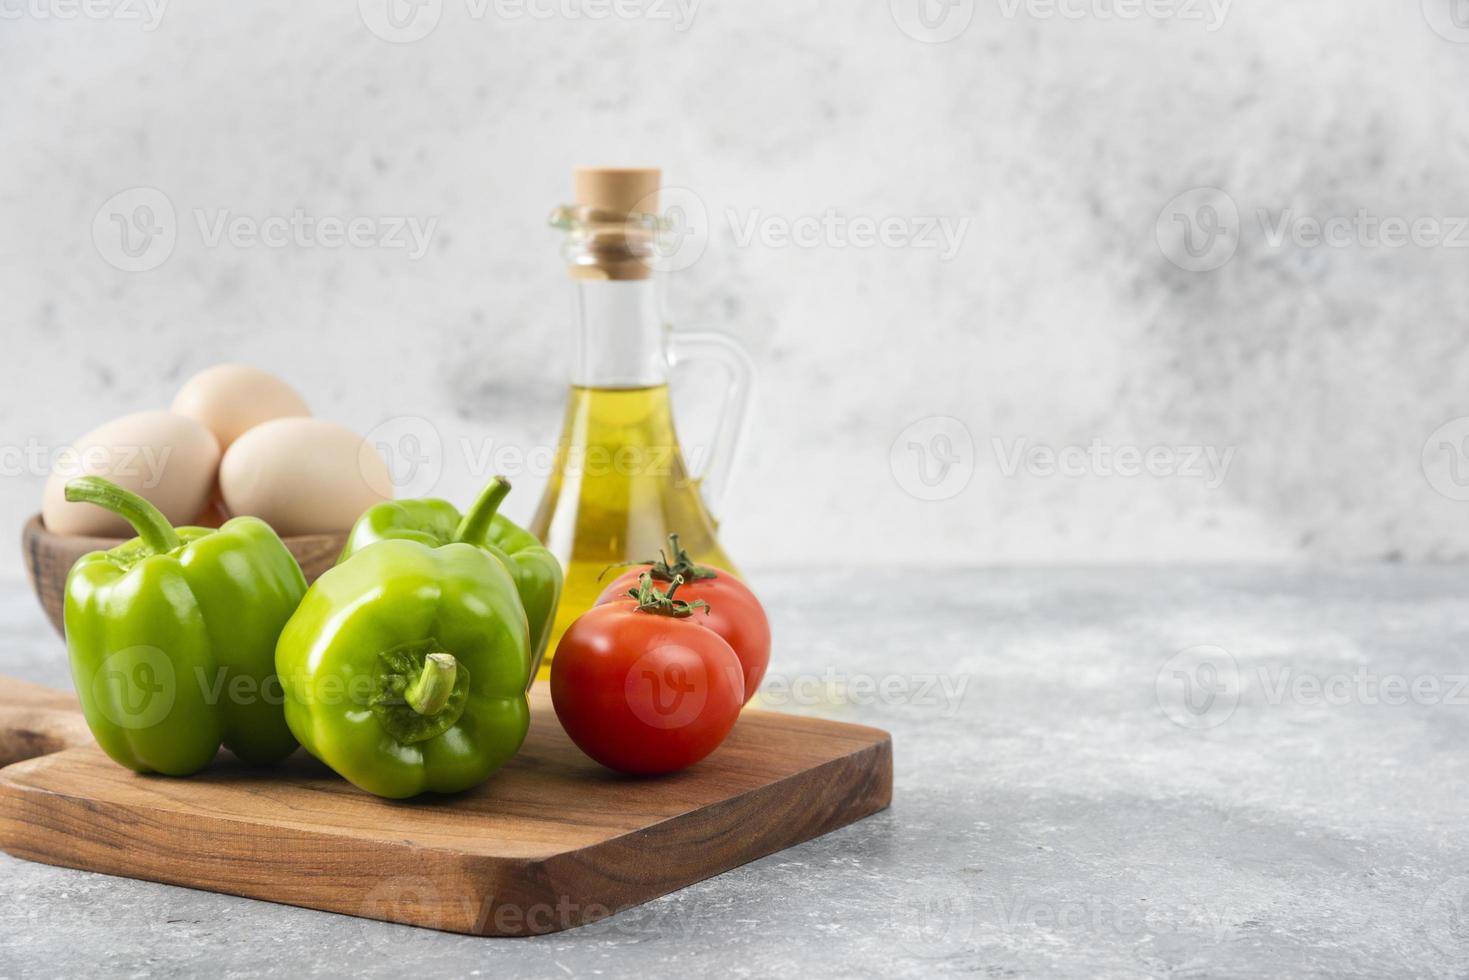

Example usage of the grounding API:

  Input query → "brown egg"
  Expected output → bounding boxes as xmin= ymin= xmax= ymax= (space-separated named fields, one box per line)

xmin=171 ymin=364 xmax=310 ymax=451
xmin=43 ymin=411 xmax=220 ymax=537
xmin=219 ymin=418 xmax=393 ymax=536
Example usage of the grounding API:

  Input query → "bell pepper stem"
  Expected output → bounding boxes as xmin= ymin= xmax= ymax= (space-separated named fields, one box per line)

xmin=64 ymin=476 xmax=181 ymax=554
xmin=405 ymin=653 xmax=457 ymax=716
xmin=452 ymin=477 xmax=512 ymax=545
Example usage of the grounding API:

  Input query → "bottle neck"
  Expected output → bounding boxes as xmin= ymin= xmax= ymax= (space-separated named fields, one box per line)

xmin=567 ymin=277 xmax=670 ymax=388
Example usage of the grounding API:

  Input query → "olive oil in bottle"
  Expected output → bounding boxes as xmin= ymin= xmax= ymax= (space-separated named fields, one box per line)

xmin=530 ymin=168 xmax=752 ymax=671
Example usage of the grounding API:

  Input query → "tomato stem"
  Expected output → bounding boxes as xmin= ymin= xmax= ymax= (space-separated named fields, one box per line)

xmin=599 ymin=532 xmax=718 ymax=583
xmin=627 ymin=572 xmax=710 ymax=618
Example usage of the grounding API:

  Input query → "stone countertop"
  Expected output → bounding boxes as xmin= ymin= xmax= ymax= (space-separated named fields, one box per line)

xmin=2 ymin=566 xmax=1467 ymax=979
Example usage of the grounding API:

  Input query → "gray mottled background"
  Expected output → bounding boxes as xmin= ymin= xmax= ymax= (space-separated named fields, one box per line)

xmin=3 ymin=0 xmax=1469 ymax=579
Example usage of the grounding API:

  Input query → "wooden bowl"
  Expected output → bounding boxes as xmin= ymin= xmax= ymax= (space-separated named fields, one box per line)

xmin=21 ymin=514 xmax=346 ymax=639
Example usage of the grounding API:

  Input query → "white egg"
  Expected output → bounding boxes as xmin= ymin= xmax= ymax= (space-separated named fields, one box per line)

xmin=171 ymin=364 xmax=310 ymax=450
xmin=219 ymin=418 xmax=393 ymax=536
xmin=43 ymin=411 xmax=220 ymax=537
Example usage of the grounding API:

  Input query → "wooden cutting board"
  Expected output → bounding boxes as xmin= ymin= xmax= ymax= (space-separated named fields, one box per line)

xmin=0 ymin=675 xmax=892 ymax=936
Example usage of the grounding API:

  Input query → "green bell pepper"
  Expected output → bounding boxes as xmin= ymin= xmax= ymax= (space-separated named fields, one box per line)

xmin=61 ymin=476 xmax=304 ymax=776
xmin=275 ymin=537 xmax=532 ymax=798
xmin=339 ymin=476 xmax=561 ymax=675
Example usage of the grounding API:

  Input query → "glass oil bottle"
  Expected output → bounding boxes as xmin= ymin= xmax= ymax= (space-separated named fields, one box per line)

xmin=530 ymin=167 xmax=754 ymax=672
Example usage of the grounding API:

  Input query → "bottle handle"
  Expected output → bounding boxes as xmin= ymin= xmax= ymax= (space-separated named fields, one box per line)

xmin=666 ymin=329 xmax=755 ymax=519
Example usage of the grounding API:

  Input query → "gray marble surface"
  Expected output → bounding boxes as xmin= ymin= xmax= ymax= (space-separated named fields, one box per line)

xmin=3 ymin=565 xmax=1468 ymax=979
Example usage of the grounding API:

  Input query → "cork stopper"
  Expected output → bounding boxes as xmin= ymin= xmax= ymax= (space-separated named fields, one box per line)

xmin=574 ymin=167 xmax=660 ymax=216
xmin=563 ymin=167 xmax=662 ymax=281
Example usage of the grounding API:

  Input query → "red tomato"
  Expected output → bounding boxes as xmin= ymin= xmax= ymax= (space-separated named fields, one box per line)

xmin=551 ymin=598 xmax=745 ymax=775
xmin=598 ymin=562 xmax=770 ymax=705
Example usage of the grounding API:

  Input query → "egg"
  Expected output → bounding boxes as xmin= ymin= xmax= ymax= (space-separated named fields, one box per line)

xmin=43 ymin=411 xmax=220 ymax=537
xmin=219 ymin=418 xmax=393 ymax=536
xmin=171 ymin=364 xmax=310 ymax=450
